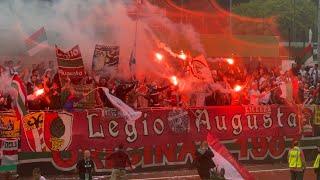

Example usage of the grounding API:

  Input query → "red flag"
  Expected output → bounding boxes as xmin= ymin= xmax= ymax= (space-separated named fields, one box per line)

xmin=55 ymin=45 xmax=85 ymax=85
xmin=207 ymin=133 xmax=255 ymax=180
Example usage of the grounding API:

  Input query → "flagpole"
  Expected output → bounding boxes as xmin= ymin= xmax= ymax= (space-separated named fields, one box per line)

xmin=134 ymin=9 xmax=139 ymax=55
xmin=133 ymin=0 xmax=141 ymax=55
xmin=131 ymin=1 xmax=140 ymax=80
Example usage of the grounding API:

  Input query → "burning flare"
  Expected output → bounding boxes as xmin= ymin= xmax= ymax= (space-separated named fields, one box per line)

xmin=155 ymin=52 xmax=164 ymax=61
xmin=35 ymin=89 xmax=45 ymax=96
xmin=178 ymin=51 xmax=187 ymax=60
xmin=170 ymin=76 xmax=178 ymax=86
xmin=157 ymin=42 xmax=188 ymax=61
xmin=226 ymin=58 xmax=234 ymax=65
xmin=234 ymin=85 xmax=242 ymax=92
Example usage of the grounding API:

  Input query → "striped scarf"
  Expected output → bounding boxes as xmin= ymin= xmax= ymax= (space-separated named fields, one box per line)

xmin=11 ymin=75 xmax=28 ymax=120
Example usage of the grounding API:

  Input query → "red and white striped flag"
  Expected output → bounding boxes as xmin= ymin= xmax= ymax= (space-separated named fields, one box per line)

xmin=11 ymin=75 xmax=28 ymax=121
xmin=207 ymin=133 xmax=255 ymax=180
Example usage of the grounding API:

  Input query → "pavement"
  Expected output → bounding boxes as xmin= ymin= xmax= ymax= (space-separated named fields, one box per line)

xmin=40 ymin=163 xmax=317 ymax=180
xmin=1 ymin=163 xmax=317 ymax=179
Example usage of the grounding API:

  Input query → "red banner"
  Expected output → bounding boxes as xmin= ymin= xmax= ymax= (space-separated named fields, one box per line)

xmin=21 ymin=106 xmax=302 ymax=152
xmin=55 ymin=45 xmax=85 ymax=84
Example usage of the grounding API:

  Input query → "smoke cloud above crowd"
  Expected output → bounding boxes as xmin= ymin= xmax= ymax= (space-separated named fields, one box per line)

xmin=0 ymin=0 xmax=204 ymax=81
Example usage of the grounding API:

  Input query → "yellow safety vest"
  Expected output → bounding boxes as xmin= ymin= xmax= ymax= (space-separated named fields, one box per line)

xmin=314 ymin=154 xmax=320 ymax=169
xmin=288 ymin=146 xmax=302 ymax=168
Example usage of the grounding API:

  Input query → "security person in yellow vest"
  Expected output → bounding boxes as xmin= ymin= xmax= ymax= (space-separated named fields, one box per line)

xmin=313 ymin=145 xmax=320 ymax=180
xmin=288 ymin=141 xmax=306 ymax=180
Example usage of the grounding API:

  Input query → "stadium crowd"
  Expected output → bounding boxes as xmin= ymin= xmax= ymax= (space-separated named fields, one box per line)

xmin=0 ymin=59 xmax=319 ymax=111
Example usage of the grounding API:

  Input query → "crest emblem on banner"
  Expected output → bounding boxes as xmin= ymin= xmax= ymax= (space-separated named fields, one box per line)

xmin=23 ymin=112 xmax=47 ymax=152
xmin=23 ymin=112 xmax=73 ymax=152
xmin=167 ymin=108 xmax=190 ymax=133
xmin=44 ymin=112 xmax=73 ymax=151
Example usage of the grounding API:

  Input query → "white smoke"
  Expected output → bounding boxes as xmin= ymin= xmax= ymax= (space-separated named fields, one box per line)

xmin=0 ymin=73 xmax=17 ymax=98
xmin=0 ymin=0 xmax=219 ymax=96
xmin=1 ymin=0 xmax=206 ymax=75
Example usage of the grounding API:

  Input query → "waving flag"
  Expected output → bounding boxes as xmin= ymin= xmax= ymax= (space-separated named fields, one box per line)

xmin=101 ymin=87 xmax=141 ymax=125
xmin=302 ymin=44 xmax=314 ymax=66
xmin=25 ymin=27 xmax=48 ymax=56
xmin=92 ymin=45 xmax=119 ymax=73
xmin=207 ymin=133 xmax=254 ymax=180
xmin=190 ymin=55 xmax=213 ymax=82
xmin=11 ymin=75 xmax=28 ymax=121
xmin=55 ymin=45 xmax=85 ymax=85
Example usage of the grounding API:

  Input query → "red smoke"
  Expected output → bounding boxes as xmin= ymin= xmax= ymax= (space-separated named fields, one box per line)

xmin=148 ymin=0 xmax=284 ymax=57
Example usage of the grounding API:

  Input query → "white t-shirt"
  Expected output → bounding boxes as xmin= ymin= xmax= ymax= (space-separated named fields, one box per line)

xmin=249 ymin=89 xmax=260 ymax=105
xmin=259 ymin=77 xmax=266 ymax=87
xmin=39 ymin=176 xmax=47 ymax=180
xmin=300 ymin=70 xmax=306 ymax=77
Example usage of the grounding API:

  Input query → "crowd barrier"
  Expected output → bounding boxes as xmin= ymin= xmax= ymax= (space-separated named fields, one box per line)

xmin=0 ymin=105 xmax=319 ymax=175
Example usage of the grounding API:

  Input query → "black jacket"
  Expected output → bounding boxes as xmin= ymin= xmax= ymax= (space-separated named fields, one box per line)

xmin=145 ymin=86 xmax=169 ymax=107
xmin=76 ymin=159 xmax=95 ymax=180
xmin=114 ymin=84 xmax=136 ymax=102
xmin=194 ymin=148 xmax=215 ymax=179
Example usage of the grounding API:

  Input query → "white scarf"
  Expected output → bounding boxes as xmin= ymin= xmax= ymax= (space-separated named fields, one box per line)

xmin=101 ymin=87 xmax=142 ymax=125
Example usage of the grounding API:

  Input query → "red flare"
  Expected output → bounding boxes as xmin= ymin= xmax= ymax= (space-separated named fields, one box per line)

xmin=35 ymin=89 xmax=44 ymax=96
xmin=178 ymin=51 xmax=187 ymax=60
xmin=226 ymin=58 xmax=234 ymax=65
xmin=155 ymin=52 xmax=164 ymax=61
xmin=170 ymin=76 xmax=178 ymax=86
xmin=234 ymin=85 xmax=242 ymax=92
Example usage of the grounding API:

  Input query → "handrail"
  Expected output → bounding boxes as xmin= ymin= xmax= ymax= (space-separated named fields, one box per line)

xmin=0 ymin=104 xmax=311 ymax=114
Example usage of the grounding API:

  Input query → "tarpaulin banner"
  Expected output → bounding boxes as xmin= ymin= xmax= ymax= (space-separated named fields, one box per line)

xmin=20 ymin=105 xmax=303 ymax=152
xmin=0 ymin=112 xmax=20 ymax=138
xmin=16 ymin=105 xmax=320 ymax=174
xmin=18 ymin=136 xmax=320 ymax=174
xmin=55 ymin=45 xmax=85 ymax=84
xmin=314 ymin=105 xmax=320 ymax=125
xmin=92 ymin=45 xmax=119 ymax=73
